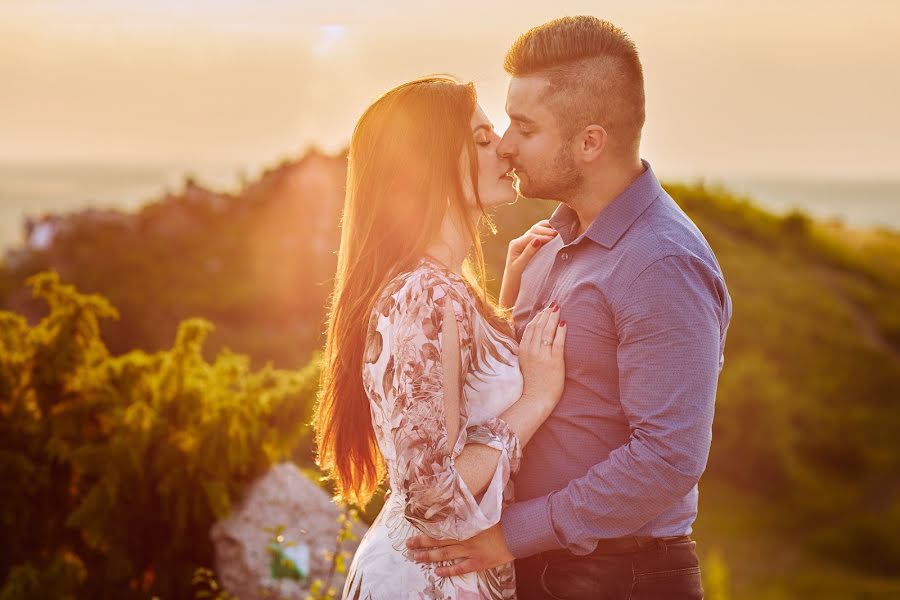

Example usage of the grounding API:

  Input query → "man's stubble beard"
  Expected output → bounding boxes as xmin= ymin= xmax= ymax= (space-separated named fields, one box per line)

xmin=517 ymin=142 xmax=583 ymax=203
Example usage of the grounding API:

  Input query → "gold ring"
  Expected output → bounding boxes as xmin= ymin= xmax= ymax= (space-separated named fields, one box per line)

xmin=541 ymin=340 xmax=552 ymax=346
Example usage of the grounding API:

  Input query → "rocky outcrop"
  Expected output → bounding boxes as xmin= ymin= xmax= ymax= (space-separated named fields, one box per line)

xmin=210 ymin=462 xmax=367 ymax=600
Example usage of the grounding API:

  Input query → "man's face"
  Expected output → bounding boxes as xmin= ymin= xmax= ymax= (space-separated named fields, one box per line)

xmin=497 ymin=76 xmax=582 ymax=201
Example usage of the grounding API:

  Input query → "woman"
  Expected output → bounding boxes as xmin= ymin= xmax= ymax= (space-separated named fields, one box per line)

xmin=315 ymin=76 xmax=565 ymax=600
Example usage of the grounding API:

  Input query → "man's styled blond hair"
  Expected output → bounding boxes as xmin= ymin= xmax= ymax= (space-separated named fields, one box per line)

xmin=504 ymin=16 xmax=646 ymax=155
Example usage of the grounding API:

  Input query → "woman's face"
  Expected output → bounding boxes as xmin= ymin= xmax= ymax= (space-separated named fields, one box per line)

xmin=461 ymin=104 xmax=518 ymax=210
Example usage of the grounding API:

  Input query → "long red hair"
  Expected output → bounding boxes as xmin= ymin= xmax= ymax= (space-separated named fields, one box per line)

xmin=314 ymin=75 xmax=510 ymax=507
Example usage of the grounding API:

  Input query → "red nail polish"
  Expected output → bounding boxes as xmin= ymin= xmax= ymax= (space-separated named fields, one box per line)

xmin=560 ymin=321 xmax=567 ymax=327
xmin=532 ymin=239 xmax=541 ymax=247
xmin=552 ymin=304 xmax=559 ymax=312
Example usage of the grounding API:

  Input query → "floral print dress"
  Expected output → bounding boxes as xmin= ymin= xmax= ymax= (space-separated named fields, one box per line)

xmin=342 ymin=257 xmax=524 ymax=600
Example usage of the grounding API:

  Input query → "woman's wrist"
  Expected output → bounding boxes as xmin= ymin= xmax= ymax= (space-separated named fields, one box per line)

xmin=520 ymin=388 xmax=557 ymax=414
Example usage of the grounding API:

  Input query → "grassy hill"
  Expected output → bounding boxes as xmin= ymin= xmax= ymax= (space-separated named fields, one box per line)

xmin=2 ymin=152 xmax=899 ymax=598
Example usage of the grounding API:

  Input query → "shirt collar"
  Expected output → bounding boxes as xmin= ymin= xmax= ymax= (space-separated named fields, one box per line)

xmin=548 ymin=159 xmax=662 ymax=249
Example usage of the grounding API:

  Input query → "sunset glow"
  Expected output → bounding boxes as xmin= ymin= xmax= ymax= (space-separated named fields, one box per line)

xmin=1 ymin=0 xmax=898 ymax=179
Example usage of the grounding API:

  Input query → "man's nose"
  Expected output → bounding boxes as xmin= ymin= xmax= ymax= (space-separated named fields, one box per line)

xmin=496 ymin=132 xmax=514 ymax=159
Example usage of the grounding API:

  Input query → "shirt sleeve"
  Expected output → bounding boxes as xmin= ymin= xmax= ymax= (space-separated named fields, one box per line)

xmin=501 ymin=255 xmax=731 ymax=557
xmin=371 ymin=275 xmax=522 ymax=541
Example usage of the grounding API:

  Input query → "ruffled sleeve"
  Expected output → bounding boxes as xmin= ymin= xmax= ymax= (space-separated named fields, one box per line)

xmin=364 ymin=270 xmax=522 ymax=541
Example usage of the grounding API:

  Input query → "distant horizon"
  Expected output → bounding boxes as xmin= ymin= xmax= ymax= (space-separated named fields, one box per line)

xmin=2 ymin=155 xmax=899 ymax=186
xmin=2 ymin=157 xmax=898 ymax=256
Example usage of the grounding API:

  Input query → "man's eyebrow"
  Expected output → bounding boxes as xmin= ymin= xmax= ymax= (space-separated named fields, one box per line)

xmin=508 ymin=113 xmax=535 ymax=125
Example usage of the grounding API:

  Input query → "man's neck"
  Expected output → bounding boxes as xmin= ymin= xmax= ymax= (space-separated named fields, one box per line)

xmin=570 ymin=158 xmax=646 ymax=237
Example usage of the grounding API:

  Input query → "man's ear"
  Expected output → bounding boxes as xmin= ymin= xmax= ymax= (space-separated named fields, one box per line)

xmin=579 ymin=125 xmax=607 ymax=162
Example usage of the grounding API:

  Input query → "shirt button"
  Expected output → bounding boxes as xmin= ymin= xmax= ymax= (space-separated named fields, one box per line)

xmin=560 ymin=252 xmax=569 ymax=261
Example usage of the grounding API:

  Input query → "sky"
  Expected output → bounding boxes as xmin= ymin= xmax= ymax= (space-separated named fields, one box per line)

xmin=1 ymin=0 xmax=899 ymax=180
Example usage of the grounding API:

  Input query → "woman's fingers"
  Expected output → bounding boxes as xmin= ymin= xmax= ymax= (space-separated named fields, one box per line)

xmin=523 ymin=301 xmax=565 ymax=354
xmin=516 ymin=237 xmax=543 ymax=264
xmin=529 ymin=219 xmax=557 ymax=233
xmin=509 ymin=233 xmax=553 ymax=264
xmin=510 ymin=220 xmax=557 ymax=264
xmin=523 ymin=307 xmax=548 ymax=347
xmin=539 ymin=303 xmax=561 ymax=348
xmin=528 ymin=306 xmax=552 ymax=351
xmin=511 ymin=233 xmax=555 ymax=267
xmin=520 ymin=314 xmax=535 ymax=347
xmin=530 ymin=226 xmax=557 ymax=237
xmin=552 ymin=318 xmax=567 ymax=357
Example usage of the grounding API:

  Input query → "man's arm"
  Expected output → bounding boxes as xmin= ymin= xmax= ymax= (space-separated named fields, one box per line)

xmin=501 ymin=255 xmax=730 ymax=558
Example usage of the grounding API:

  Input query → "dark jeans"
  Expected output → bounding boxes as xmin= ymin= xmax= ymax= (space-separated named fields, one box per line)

xmin=514 ymin=538 xmax=703 ymax=600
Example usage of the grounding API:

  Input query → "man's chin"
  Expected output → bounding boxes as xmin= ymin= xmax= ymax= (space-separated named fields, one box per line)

xmin=517 ymin=184 xmax=549 ymax=202
xmin=517 ymin=180 xmax=569 ymax=203
xmin=515 ymin=176 xmax=540 ymax=200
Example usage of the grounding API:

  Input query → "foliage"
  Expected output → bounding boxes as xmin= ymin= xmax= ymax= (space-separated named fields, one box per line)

xmin=267 ymin=525 xmax=306 ymax=582
xmin=309 ymin=509 xmax=359 ymax=600
xmin=701 ymin=548 xmax=731 ymax=600
xmin=191 ymin=568 xmax=235 ymax=600
xmin=0 ymin=552 xmax=86 ymax=600
xmin=0 ymin=272 xmax=319 ymax=598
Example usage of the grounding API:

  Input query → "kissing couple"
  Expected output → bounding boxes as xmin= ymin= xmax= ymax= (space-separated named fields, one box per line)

xmin=315 ymin=15 xmax=732 ymax=600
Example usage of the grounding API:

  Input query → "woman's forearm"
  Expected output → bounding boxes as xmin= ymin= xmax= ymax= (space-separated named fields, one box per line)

xmin=452 ymin=393 xmax=555 ymax=497
xmin=455 ymin=444 xmax=503 ymax=498
xmin=499 ymin=259 xmax=522 ymax=310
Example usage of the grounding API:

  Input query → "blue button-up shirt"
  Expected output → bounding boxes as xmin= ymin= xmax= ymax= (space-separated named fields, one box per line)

xmin=500 ymin=160 xmax=733 ymax=558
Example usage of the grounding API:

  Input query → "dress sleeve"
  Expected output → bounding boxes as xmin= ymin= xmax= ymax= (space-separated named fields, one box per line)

xmin=368 ymin=274 xmax=522 ymax=541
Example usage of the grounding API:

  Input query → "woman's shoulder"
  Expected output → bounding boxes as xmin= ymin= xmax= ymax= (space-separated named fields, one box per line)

xmin=374 ymin=257 xmax=474 ymax=318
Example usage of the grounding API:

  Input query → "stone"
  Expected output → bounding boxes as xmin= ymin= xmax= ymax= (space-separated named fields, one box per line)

xmin=210 ymin=462 xmax=367 ymax=599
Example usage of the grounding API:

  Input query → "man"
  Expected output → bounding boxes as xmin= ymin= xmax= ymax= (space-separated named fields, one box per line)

xmin=408 ymin=16 xmax=732 ymax=599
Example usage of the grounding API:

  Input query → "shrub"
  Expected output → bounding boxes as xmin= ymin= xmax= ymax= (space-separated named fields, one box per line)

xmin=0 ymin=272 xmax=319 ymax=598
